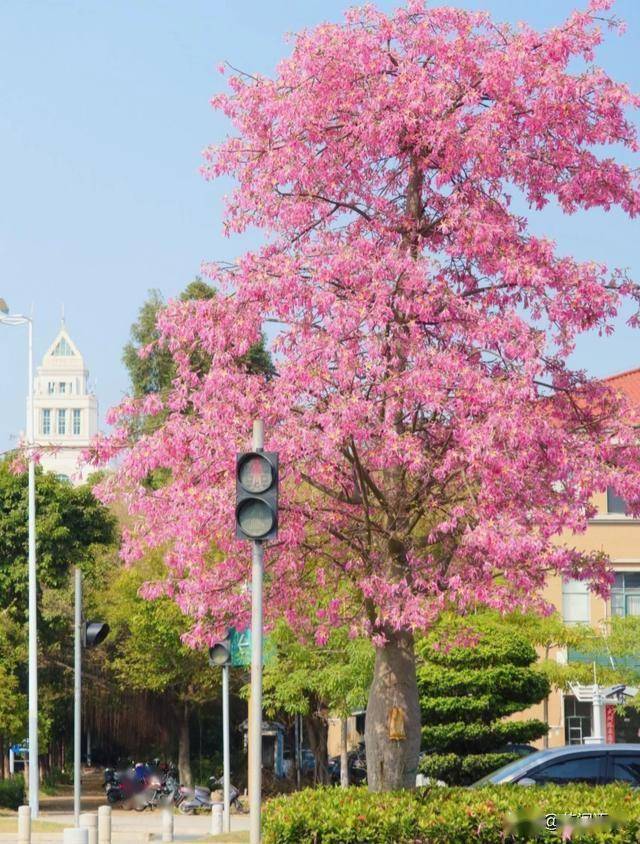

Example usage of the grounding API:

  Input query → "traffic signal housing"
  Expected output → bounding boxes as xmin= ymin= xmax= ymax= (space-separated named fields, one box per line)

xmin=209 ymin=631 xmax=232 ymax=667
xmin=236 ymin=451 xmax=278 ymax=541
xmin=83 ymin=621 xmax=110 ymax=649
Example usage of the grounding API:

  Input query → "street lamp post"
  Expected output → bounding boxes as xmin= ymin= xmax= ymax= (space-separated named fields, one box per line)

xmin=0 ymin=299 xmax=39 ymax=818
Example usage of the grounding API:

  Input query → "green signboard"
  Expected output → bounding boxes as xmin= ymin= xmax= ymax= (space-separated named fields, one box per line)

xmin=229 ymin=627 xmax=275 ymax=667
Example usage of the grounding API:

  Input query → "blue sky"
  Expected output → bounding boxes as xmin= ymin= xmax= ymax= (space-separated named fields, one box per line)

xmin=0 ymin=0 xmax=638 ymax=452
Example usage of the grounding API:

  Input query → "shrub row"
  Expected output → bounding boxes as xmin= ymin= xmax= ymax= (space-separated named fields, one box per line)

xmin=418 ymin=751 xmax=520 ymax=786
xmin=262 ymin=783 xmax=640 ymax=843
xmin=0 ymin=776 xmax=25 ymax=810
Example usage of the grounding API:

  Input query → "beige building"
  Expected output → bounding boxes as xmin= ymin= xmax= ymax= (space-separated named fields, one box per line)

xmin=518 ymin=366 xmax=640 ymax=747
xmin=31 ymin=323 xmax=98 ymax=483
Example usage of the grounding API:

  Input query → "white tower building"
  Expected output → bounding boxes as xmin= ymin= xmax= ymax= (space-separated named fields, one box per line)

xmin=31 ymin=323 xmax=98 ymax=483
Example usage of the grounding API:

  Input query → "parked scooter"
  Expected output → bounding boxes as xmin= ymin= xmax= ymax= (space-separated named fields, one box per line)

xmin=177 ymin=775 xmax=247 ymax=814
xmin=133 ymin=766 xmax=182 ymax=811
xmin=103 ymin=761 xmax=158 ymax=807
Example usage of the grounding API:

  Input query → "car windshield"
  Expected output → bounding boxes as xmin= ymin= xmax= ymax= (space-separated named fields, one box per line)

xmin=472 ymin=749 xmax=557 ymax=786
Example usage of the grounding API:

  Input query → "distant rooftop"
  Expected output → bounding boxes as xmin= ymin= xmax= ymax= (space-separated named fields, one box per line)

xmin=604 ymin=367 xmax=640 ymax=407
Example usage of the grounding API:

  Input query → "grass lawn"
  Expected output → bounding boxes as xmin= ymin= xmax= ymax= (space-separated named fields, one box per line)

xmin=193 ymin=834 xmax=250 ymax=843
xmin=0 ymin=816 xmax=64 ymax=832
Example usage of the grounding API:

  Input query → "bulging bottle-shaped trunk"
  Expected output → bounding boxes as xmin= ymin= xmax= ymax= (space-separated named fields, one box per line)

xmin=365 ymin=631 xmax=421 ymax=791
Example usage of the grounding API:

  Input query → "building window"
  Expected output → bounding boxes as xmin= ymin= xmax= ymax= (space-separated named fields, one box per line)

xmin=564 ymin=695 xmax=592 ymax=744
xmin=47 ymin=382 xmax=55 ymax=395
xmin=562 ymin=578 xmax=590 ymax=625
xmin=57 ymin=409 xmax=66 ymax=435
xmin=611 ymin=572 xmax=640 ymax=618
xmin=59 ymin=381 xmax=66 ymax=395
xmin=41 ymin=409 xmax=51 ymax=436
xmin=607 ymin=487 xmax=628 ymax=515
xmin=73 ymin=409 xmax=81 ymax=435
xmin=52 ymin=337 xmax=74 ymax=356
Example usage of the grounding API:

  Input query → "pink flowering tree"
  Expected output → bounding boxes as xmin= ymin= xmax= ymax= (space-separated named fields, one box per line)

xmin=95 ymin=0 xmax=640 ymax=790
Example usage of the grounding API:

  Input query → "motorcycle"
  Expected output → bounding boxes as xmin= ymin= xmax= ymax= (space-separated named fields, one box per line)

xmin=177 ymin=775 xmax=247 ymax=815
xmin=103 ymin=762 xmax=155 ymax=807
xmin=135 ymin=767 xmax=182 ymax=811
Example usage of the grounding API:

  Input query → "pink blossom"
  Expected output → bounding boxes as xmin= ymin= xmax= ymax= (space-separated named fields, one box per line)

xmin=92 ymin=1 xmax=640 ymax=649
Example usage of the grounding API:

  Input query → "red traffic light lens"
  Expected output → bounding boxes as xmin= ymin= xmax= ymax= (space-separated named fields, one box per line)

xmin=237 ymin=453 xmax=274 ymax=494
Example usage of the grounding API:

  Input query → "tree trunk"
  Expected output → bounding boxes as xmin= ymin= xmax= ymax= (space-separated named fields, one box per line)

xmin=305 ymin=711 xmax=329 ymax=785
xmin=542 ymin=645 xmax=550 ymax=749
xmin=0 ymin=735 xmax=4 ymax=780
xmin=178 ymin=702 xmax=192 ymax=787
xmin=365 ymin=631 xmax=421 ymax=792
xmin=340 ymin=718 xmax=349 ymax=789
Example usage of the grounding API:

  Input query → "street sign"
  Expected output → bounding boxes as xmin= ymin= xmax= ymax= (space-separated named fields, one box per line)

xmin=229 ymin=627 xmax=274 ymax=667
xmin=11 ymin=743 xmax=28 ymax=756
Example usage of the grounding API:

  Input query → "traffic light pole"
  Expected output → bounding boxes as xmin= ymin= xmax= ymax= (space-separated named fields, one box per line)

xmin=249 ymin=420 xmax=264 ymax=844
xmin=222 ymin=662 xmax=231 ymax=833
xmin=74 ymin=567 xmax=82 ymax=825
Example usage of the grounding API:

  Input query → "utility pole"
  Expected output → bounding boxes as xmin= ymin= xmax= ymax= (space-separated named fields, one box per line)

xmin=74 ymin=568 xmax=82 ymax=826
xmin=73 ymin=570 xmax=109 ymax=826
xmin=1 ymin=301 xmax=40 ymax=818
xmin=222 ymin=662 xmax=231 ymax=833
xmin=208 ymin=635 xmax=232 ymax=834
xmin=235 ymin=420 xmax=278 ymax=844
xmin=249 ymin=420 xmax=264 ymax=844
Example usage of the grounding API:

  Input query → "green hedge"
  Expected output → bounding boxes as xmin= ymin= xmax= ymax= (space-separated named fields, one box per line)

xmin=421 ymin=719 xmax=548 ymax=754
xmin=0 ymin=776 xmax=25 ymax=810
xmin=262 ymin=784 xmax=640 ymax=843
xmin=419 ymin=751 xmax=520 ymax=786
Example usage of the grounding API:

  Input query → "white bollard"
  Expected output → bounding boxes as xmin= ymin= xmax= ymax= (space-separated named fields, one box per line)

xmin=79 ymin=812 xmax=98 ymax=844
xmin=161 ymin=807 xmax=174 ymax=842
xmin=211 ymin=802 xmax=223 ymax=835
xmin=63 ymin=830 xmax=89 ymax=844
xmin=98 ymin=805 xmax=112 ymax=844
xmin=18 ymin=805 xmax=31 ymax=844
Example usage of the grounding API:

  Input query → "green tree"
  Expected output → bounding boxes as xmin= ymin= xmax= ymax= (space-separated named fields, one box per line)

xmin=123 ymin=281 xmax=274 ymax=402
xmin=0 ymin=614 xmax=27 ymax=779
xmin=417 ymin=613 xmax=550 ymax=785
xmin=0 ymin=459 xmax=116 ymax=622
xmin=261 ymin=623 xmax=373 ymax=784
xmin=0 ymin=458 xmax=116 ymax=775
xmin=87 ymin=550 xmax=219 ymax=785
xmin=506 ymin=612 xmax=640 ymax=740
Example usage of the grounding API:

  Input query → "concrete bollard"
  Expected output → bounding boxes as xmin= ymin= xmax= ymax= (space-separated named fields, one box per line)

xmin=63 ymin=830 xmax=89 ymax=844
xmin=211 ymin=802 xmax=223 ymax=835
xmin=18 ymin=805 xmax=31 ymax=844
xmin=79 ymin=812 xmax=98 ymax=844
xmin=98 ymin=805 xmax=112 ymax=844
xmin=161 ymin=807 xmax=174 ymax=842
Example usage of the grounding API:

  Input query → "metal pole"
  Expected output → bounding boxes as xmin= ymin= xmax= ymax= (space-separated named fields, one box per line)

xmin=74 ymin=568 xmax=82 ymax=825
xmin=222 ymin=663 xmax=231 ymax=833
xmin=249 ymin=420 xmax=264 ymax=844
xmin=26 ymin=318 xmax=39 ymax=818
xmin=592 ymin=689 xmax=604 ymax=744
xmin=294 ymin=714 xmax=300 ymax=789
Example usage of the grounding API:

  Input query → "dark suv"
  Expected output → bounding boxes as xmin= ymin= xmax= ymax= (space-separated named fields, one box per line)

xmin=473 ymin=744 xmax=640 ymax=787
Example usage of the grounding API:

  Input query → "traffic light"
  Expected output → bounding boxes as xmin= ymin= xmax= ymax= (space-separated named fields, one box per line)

xmin=83 ymin=621 xmax=110 ymax=649
xmin=209 ymin=631 xmax=232 ymax=667
xmin=236 ymin=451 xmax=278 ymax=541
